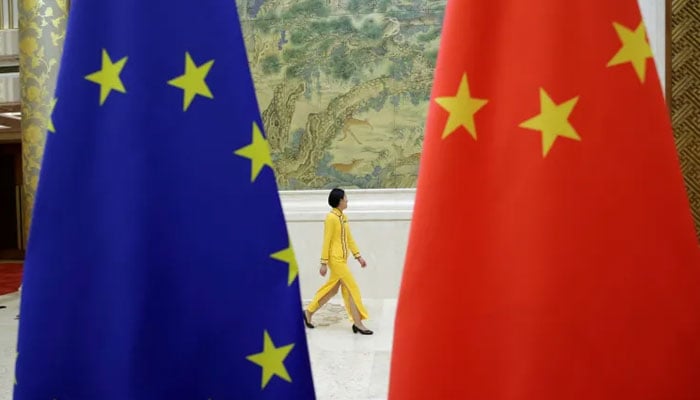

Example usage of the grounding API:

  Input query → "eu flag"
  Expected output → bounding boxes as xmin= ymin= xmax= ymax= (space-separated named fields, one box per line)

xmin=14 ymin=1 xmax=315 ymax=398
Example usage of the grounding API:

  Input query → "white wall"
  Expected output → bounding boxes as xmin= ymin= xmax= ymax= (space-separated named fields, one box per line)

xmin=639 ymin=0 xmax=666 ymax=90
xmin=282 ymin=189 xmax=414 ymax=300
xmin=285 ymin=0 xmax=668 ymax=301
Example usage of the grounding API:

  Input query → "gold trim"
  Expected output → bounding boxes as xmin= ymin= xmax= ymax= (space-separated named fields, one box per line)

xmin=338 ymin=214 xmax=347 ymax=259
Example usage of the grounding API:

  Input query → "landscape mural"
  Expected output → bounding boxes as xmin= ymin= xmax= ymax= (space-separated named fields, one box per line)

xmin=236 ymin=0 xmax=446 ymax=189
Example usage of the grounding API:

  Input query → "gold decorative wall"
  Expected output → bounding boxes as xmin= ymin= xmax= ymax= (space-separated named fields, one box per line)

xmin=19 ymin=0 xmax=68 ymax=245
xmin=670 ymin=0 xmax=700 ymax=241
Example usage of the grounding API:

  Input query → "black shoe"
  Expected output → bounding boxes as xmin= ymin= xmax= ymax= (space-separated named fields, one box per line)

xmin=303 ymin=311 xmax=315 ymax=329
xmin=352 ymin=324 xmax=373 ymax=335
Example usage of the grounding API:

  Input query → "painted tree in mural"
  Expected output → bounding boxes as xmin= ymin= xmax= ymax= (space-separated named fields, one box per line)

xmin=238 ymin=0 xmax=445 ymax=189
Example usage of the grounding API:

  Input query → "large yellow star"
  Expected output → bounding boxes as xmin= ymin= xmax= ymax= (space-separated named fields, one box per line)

xmin=234 ymin=122 xmax=273 ymax=182
xmin=85 ymin=49 xmax=127 ymax=105
xmin=48 ymin=97 xmax=57 ymax=133
xmin=434 ymin=73 xmax=488 ymax=140
xmin=168 ymin=52 xmax=214 ymax=111
xmin=607 ymin=21 xmax=653 ymax=83
xmin=270 ymin=244 xmax=299 ymax=286
xmin=246 ymin=330 xmax=295 ymax=389
xmin=519 ymin=88 xmax=580 ymax=157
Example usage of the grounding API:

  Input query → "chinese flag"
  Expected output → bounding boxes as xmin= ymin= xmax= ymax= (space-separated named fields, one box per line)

xmin=389 ymin=1 xmax=700 ymax=399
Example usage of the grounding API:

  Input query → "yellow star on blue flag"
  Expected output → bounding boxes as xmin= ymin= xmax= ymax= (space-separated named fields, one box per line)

xmin=246 ymin=330 xmax=296 ymax=388
xmin=235 ymin=122 xmax=273 ymax=182
xmin=85 ymin=49 xmax=127 ymax=105
xmin=14 ymin=1 xmax=314 ymax=399
xmin=168 ymin=52 xmax=215 ymax=111
xmin=271 ymin=244 xmax=299 ymax=286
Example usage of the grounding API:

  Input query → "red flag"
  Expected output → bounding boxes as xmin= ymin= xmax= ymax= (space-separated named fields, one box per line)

xmin=389 ymin=1 xmax=700 ymax=399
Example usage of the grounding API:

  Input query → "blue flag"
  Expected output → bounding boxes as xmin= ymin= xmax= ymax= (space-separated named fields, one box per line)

xmin=14 ymin=1 xmax=315 ymax=398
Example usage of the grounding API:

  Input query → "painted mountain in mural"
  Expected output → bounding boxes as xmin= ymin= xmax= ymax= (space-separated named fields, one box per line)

xmin=237 ymin=0 xmax=445 ymax=189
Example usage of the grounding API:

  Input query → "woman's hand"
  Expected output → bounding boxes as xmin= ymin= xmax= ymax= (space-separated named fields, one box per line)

xmin=357 ymin=256 xmax=367 ymax=268
xmin=320 ymin=263 xmax=328 ymax=277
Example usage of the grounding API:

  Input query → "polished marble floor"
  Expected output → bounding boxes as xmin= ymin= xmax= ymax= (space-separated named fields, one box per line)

xmin=0 ymin=294 xmax=395 ymax=400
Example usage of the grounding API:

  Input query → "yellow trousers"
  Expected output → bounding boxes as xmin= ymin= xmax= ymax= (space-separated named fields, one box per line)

xmin=307 ymin=259 xmax=368 ymax=321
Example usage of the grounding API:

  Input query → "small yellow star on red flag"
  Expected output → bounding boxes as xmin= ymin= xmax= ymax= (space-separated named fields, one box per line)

xmin=85 ymin=49 xmax=128 ymax=105
xmin=246 ymin=330 xmax=295 ymax=389
xmin=168 ymin=52 xmax=214 ymax=111
xmin=234 ymin=122 xmax=273 ymax=182
xmin=519 ymin=88 xmax=580 ymax=157
xmin=434 ymin=73 xmax=488 ymax=140
xmin=607 ymin=21 xmax=653 ymax=83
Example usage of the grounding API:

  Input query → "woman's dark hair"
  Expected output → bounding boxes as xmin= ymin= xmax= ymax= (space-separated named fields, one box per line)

xmin=328 ymin=188 xmax=345 ymax=208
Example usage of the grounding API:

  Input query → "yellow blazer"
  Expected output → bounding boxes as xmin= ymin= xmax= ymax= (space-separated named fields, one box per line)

xmin=320 ymin=208 xmax=360 ymax=264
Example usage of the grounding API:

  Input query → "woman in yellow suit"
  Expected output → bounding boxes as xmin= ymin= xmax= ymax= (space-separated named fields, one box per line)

xmin=303 ymin=188 xmax=373 ymax=335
